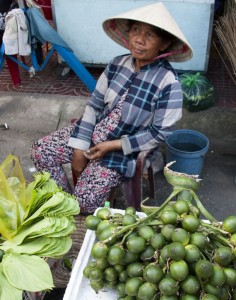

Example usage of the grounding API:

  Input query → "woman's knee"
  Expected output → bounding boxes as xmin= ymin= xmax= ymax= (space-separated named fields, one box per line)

xmin=30 ymin=139 xmax=47 ymax=164
xmin=30 ymin=140 xmax=40 ymax=161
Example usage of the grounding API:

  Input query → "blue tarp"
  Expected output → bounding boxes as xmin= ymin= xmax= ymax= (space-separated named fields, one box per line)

xmin=26 ymin=7 xmax=71 ymax=51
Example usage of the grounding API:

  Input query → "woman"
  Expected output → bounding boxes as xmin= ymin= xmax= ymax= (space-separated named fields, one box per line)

xmin=30 ymin=3 xmax=193 ymax=214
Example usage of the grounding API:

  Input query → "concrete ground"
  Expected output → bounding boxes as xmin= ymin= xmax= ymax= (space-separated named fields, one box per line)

xmin=151 ymin=105 xmax=236 ymax=221
xmin=0 ymin=91 xmax=236 ymax=299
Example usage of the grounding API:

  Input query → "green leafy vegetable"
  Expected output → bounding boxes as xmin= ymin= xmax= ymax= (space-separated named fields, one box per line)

xmin=0 ymin=155 xmax=81 ymax=299
xmin=180 ymin=72 xmax=216 ymax=112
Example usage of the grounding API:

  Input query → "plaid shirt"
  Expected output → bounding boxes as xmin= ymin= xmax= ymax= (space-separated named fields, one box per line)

xmin=68 ymin=54 xmax=183 ymax=177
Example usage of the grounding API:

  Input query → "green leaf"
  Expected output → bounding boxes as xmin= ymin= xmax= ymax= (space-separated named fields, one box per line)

xmin=2 ymin=253 xmax=54 ymax=292
xmin=1 ymin=236 xmax=73 ymax=259
xmin=25 ymin=173 xmax=54 ymax=215
xmin=0 ymin=236 xmax=51 ymax=254
xmin=2 ymin=217 xmax=54 ymax=246
xmin=22 ymin=192 xmax=65 ymax=225
xmin=0 ymin=266 xmax=22 ymax=300
xmin=35 ymin=236 xmax=73 ymax=258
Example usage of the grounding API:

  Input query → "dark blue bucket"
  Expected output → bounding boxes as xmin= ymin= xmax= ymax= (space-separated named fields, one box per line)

xmin=166 ymin=129 xmax=209 ymax=175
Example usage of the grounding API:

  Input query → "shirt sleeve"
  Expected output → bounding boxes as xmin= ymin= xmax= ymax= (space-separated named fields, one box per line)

xmin=121 ymin=80 xmax=183 ymax=155
xmin=67 ymin=64 xmax=110 ymax=150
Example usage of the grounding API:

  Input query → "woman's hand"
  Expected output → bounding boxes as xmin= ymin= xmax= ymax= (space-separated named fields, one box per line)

xmin=83 ymin=140 xmax=122 ymax=160
xmin=72 ymin=149 xmax=88 ymax=178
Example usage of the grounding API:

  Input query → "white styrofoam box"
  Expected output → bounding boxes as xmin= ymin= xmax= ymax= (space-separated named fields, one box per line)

xmin=63 ymin=208 xmax=146 ymax=300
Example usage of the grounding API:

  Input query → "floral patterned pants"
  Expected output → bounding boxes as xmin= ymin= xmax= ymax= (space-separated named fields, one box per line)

xmin=30 ymin=123 xmax=124 ymax=214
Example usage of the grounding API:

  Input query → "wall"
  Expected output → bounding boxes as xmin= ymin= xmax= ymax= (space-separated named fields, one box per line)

xmin=52 ymin=0 xmax=215 ymax=72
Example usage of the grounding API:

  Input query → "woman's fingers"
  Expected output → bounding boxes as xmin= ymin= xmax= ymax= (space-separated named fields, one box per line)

xmin=83 ymin=140 xmax=120 ymax=160
xmin=83 ymin=149 xmax=99 ymax=160
xmin=83 ymin=146 xmax=103 ymax=160
xmin=83 ymin=150 xmax=91 ymax=159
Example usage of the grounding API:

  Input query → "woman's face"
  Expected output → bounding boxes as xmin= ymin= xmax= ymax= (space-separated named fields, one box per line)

xmin=128 ymin=22 xmax=170 ymax=69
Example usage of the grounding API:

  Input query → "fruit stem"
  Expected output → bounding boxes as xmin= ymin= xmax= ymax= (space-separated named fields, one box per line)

xmin=146 ymin=187 xmax=184 ymax=219
xmin=209 ymin=234 xmax=233 ymax=249
xmin=200 ymin=221 xmax=230 ymax=236
xmin=145 ymin=221 xmax=163 ymax=226
xmin=119 ymin=229 xmax=133 ymax=246
xmin=177 ymin=190 xmax=193 ymax=202
xmin=189 ymin=190 xmax=216 ymax=222
xmin=103 ymin=188 xmax=181 ymax=244
xmin=200 ymin=251 xmax=208 ymax=260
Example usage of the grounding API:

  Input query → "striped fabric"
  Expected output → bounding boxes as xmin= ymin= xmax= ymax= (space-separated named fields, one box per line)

xmin=68 ymin=54 xmax=183 ymax=177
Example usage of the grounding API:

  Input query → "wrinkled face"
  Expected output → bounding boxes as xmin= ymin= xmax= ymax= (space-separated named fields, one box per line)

xmin=128 ymin=22 xmax=170 ymax=69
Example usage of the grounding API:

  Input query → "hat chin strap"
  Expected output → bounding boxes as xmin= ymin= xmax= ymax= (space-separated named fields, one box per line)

xmin=153 ymin=45 xmax=188 ymax=60
xmin=109 ymin=21 xmax=189 ymax=61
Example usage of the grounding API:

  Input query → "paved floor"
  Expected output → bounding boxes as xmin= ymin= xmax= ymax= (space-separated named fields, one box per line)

xmin=0 ymin=51 xmax=236 ymax=108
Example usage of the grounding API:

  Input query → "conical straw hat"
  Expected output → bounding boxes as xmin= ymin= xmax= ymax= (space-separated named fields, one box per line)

xmin=103 ymin=2 xmax=193 ymax=62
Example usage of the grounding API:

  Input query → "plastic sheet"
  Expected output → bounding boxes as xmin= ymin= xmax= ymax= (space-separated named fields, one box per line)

xmin=0 ymin=154 xmax=26 ymax=239
xmin=180 ymin=72 xmax=216 ymax=112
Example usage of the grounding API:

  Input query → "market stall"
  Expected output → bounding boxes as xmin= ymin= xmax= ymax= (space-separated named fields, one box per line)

xmin=64 ymin=163 xmax=236 ymax=299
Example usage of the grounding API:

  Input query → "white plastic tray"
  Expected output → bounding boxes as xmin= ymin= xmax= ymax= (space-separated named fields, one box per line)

xmin=63 ymin=208 xmax=146 ymax=300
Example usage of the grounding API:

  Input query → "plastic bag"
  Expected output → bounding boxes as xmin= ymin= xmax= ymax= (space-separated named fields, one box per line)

xmin=0 ymin=154 xmax=26 ymax=239
xmin=179 ymin=72 xmax=216 ymax=112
